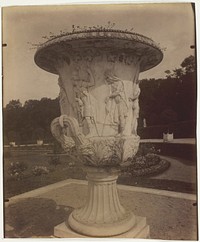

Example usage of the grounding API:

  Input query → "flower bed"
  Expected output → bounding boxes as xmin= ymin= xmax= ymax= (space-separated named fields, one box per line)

xmin=121 ymin=143 xmax=170 ymax=177
xmin=121 ymin=158 xmax=170 ymax=177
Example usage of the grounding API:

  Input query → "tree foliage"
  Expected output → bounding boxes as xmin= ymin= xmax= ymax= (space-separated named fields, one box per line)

xmin=139 ymin=55 xmax=196 ymax=126
xmin=3 ymin=97 xmax=60 ymax=144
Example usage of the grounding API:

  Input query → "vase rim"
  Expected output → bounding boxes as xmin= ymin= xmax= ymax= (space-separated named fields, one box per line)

xmin=34 ymin=29 xmax=163 ymax=74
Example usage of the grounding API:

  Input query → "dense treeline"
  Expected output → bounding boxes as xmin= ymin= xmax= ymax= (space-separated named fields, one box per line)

xmin=3 ymin=55 xmax=196 ymax=144
xmin=139 ymin=58 xmax=196 ymax=126
xmin=3 ymin=98 xmax=60 ymax=144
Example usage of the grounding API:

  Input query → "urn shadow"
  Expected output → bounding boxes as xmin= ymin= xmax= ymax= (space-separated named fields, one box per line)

xmin=5 ymin=197 xmax=73 ymax=238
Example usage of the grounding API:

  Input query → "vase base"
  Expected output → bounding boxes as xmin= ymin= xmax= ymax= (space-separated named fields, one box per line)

xmin=68 ymin=210 xmax=136 ymax=237
xmin=54 ymin=216 xmax=150 ymax=238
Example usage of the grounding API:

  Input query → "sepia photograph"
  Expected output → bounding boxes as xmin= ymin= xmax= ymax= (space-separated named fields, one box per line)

xmin=2 ymin=2 xmax=197 ymax=240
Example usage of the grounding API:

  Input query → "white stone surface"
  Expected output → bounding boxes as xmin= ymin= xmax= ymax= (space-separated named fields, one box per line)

xmin=54 ymin=216 xmax=149 ymax=238
xmin=68 ymin=166 xmax=137 ymax=236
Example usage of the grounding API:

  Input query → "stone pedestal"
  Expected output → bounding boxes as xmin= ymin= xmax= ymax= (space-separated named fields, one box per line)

xmin=54 ymin=166 xmax=150 ymax=238
xmin=54 ymin=216 xmax=150 ymax=238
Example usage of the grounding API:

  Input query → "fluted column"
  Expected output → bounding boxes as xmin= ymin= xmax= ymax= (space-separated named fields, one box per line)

xmin=68 ymin=166 xmax=136 ymax=237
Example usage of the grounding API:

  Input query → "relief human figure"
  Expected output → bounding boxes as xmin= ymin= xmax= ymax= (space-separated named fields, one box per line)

xmin=58 ymin=77 xmax=76 ymax=117
xmin=123 ymin=80 xmax=140 ymax=136
xmin=130 ymin=82 xmax=140 ymax=135
xmin=72 ymin=67 xmax=97 ymax=137
xmin=104 ymin=71 xmax=128 ymax=136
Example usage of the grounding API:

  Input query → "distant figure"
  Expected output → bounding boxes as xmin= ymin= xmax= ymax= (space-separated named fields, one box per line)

xmin=143 ymin=118 xmax=147 ymax=128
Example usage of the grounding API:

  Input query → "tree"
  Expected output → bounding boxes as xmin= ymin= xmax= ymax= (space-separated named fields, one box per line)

xmin=3 ymin=100 xmax=23 ymax=144
xmin=173 ymin=68 xmax=185 ymax=79
xmin=165 ymin=55 xmax=195 ymax=79
xmin=181 ymin=55 xmax=195 ymax=74
xmin=140 ymin=55 xmax=196 ymax=126
xmin=160 ymin=108 xmax=178 ymax=124
xmin=35 ymin=127 xmax=45 ymax=140
xmin=3 ymin=97 xmax=60 ymax=144
xmin=6 ymin=99 xmax=22 ymax=110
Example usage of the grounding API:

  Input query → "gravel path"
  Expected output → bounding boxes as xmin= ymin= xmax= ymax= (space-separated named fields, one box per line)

xmin=151 ymin=156 xmax=196 ymax=184
xmin=5 ymin=182 xmax=195 ymax=240
xmin=4 ymin=153 xmax=197 ymax=239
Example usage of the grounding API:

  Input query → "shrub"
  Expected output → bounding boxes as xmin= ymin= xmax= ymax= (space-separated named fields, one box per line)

xmin=35 ymin=127 xmax=45 ymax=140
xmin=68 ymin=161 xmax=75 ymax=167
xmin=9 ymin=161 xmax=27 ymax=180
xmin=121 ymin=143 xmax=164 ymax=177
xmin=4 ymin=149 xmax=12 ymax=158
xmin=136 ymin=143 xmax=160 ymax=157
xmin=138 ymin=120 xmax=196 ymax=139
xmin=48 ymin=156 xmax=61 ymax=167
xmin=145 ymin=153 xmax=161 ymax=166
xmin=32 ymin=166 xmax=49 ymax=176
xmin=53 ymin=140 xmax=63 ymax=154
xmin=121 ymin=159 xmax=170 ymax=177
xmin=132 ymin=156 xmax=147 ymax=169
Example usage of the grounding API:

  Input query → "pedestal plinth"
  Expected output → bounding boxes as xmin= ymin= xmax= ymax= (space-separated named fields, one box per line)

xmin=54 ymin=166 xmax=149 ymax=238
xmin=54 ymin=216 xmax=150 ymax=238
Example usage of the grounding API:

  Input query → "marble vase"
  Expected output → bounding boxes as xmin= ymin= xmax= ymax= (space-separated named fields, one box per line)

xmin=35 ymin=28 xmax=163 ymax=238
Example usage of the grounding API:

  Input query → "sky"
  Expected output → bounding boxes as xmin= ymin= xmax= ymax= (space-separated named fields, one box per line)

xmin=2 ymin=3 xmax=195 ymax=106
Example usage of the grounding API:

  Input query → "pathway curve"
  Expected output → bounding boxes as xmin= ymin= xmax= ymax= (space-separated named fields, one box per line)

xmin=151 ymin=156 xmax=196 ymax=184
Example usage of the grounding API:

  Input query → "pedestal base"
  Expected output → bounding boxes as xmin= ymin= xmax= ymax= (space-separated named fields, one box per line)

xmin=54 ymin=216 xmax=150 ymax=238
xmin=68 ymin=166 xmax=138 ymax=236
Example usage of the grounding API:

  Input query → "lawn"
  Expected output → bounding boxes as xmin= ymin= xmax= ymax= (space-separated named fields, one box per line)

xmin=3 ymin=146 xmax=197 ymax=199
xmin=4 ymin=150 xmax=86 ymax=198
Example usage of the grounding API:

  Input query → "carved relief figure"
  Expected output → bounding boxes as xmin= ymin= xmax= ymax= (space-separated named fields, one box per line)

xmin=72 ymin=67 xmax=97 ymax=137
xmin=131 ymin=63 xmax=141 ymax=135
xmin=70 ymin=52 xmax=82 ymax=64
xmin=104 ymin=71 xmax=128 ymax=136
xmin=58 ymin=77 xmax=75 ymax=116
xmin=83 ymin=49 xmax=94 ymax=63
xmin=107 ymin=52 xmax=118 ymax=63
xmin=118 ymin=53 xmax=125 ymax=63
xmin=123 ymin=71 xmax=140 ymax=136
xmin=130 ymin=82 xmax=140 ymax=135
xmin=125 ymin=55 xmax=136 ymax=65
